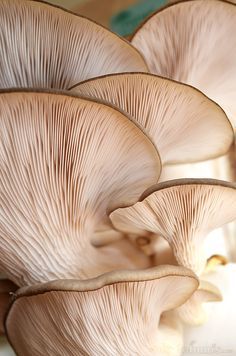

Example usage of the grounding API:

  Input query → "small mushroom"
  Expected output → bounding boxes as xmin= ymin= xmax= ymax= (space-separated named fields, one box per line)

xmin=0 ymin=90 xmax=161 ymax=285
xmin=71 ymin=73 xmax=233 ymax=164
xmin=5 ymin=265 xmax=198 ymax=356
xmin=184 ymin=263 xmax=236 ymax=351
xmin=110 ymin=178 xmax=236 ymax=275
xmin=0 ymin=0 xmax=147 ymax=89
xmin=131 ymin=0 xmax=236 ymax=128
xmin=176 ymin=280 xmax=222 ymax=326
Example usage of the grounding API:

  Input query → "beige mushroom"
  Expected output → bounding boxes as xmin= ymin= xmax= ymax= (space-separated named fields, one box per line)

xmin=184 ymin=263 xmax=236 ymax=351
xmin=131 ymin=0 xmax=236 ymax=128
xmin=110 ymin=178 xmax=236 ymax=275
xmin=176 ymin=280 xmax=222 ymax=326
xmin=0 ymin=90 xmax=161 ymax=286
xmin=0 ymin=0 xmax=147 ymax=89
xmin=71 ymin=73 xmax=233 ymax=164
xmin=5 ymin=265 xmax=198 ymax=356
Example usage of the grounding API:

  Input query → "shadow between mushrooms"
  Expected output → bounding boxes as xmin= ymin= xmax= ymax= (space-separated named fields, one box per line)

xmin=0 ymin=90 xmax=161 ymax=286
xmin=5 ymin=265 xmax=198 ymax=356
xmin=0 ymin=0 xmax=147 ymax=89
xmin=70 ymin=72 xmax=233 ymax=164
xmin=0 ymin=279 xmax=17 ymax=335
xmin=131 ymin=0 xmax=236 ymax=127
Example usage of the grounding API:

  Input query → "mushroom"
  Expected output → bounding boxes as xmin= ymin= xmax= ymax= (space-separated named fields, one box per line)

xmin=130 ymin=0 xmax=236 ymax=256
xmin=0 ymin=0 xmax=147 ymax=89
xmin=184 ymin=263 xmax=236 ymax=353
xmin=0 ymin=90 xmax=161 ymax=286
xmin=0 ymin=280 xmax=17 ymax=335
xmin=176 ymin=280 xmax=222 ymax=326
xmin=110 ymin=178 xmax=236 ymax=275
xmin=131 ymin=0 xmax=236 ymax=128
xmin=5 ymin=265 xmax=198 ymax=356
xmin=70 ymin=72 xmax=233 ymax=164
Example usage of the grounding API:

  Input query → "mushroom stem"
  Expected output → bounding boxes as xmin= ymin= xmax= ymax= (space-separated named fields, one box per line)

xmin=157 ymin=312 xmax=184 ymax=356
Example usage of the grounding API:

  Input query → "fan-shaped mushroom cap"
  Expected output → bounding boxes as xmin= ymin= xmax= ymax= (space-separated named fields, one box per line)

xmin=131 ymin=0 xmax=236 ymax=127
xmin=71 ymin=73 xmax=233 ymax=164
xmin=0 ymin=0 xmax=147 ymax=90
xmin=176 ymin=280 xmax=222 ymax=326
xmin=110 ymin=179 xmax=236 ymax=275
xmin=5 ymin=265 xmax=198 ymax=356
xmin=0 ymin=280 xmax=17 ymax=335
xmin=159 ymin=149 xmax=236 ymax=263
xmin=0 ymin=90 xmax=161 ymax=286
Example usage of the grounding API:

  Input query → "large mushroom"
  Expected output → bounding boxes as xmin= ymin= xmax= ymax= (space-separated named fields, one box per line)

xmin=131 ymin=0 xmax=236 ymax=128
xmin=0 ymin=0 xmax=147 ymax=89
xmin=70 ymin=72 xmax=233 ymax=165
xmin=5 ymin=266 xmax=198 ymax=356
xmin=110 ymin=178 xmax=236 ymax=275
xmin=0 ymin=90 xmax=161 ymax=286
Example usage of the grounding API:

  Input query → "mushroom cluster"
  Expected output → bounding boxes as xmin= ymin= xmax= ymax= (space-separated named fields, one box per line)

xmin=0 ymin=0 xmax=236 ymax=355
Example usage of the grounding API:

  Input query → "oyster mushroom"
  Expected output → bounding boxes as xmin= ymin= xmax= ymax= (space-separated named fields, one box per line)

xmin=110 ymin=178 xmax=236 ymax=275
xmin=176 ymin=280 xmax=222 ymax=326
xmin=184 ymin=263 xmax=236 ymax=352
xmin=71 ymin=73 xmax=233 ymax=164
xmin=0 ymin=0 xmax=147 ymax=89
xmin=131 ymin=0 xmax=236 ymax=127
xmin=5 ymin=265 xmax=198 ymax=356
xmin=0 ymin=90 xmax=161 ymax=286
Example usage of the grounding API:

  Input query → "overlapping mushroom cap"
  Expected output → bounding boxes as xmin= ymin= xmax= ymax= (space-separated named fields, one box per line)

xmin=0 ymin=0 xmax=147 ymax=89
xmin=5 ymin=266 xmax=198 ymax=356
xmin=131 ymin=0 xmax=236 ymax=127
xmin=0 ymin=90 xmax=161 ymax=286
xmin=71 ymin=73 xmax=233 ymax=164
xmin=110 ymin=179 xmax=236 ymax=275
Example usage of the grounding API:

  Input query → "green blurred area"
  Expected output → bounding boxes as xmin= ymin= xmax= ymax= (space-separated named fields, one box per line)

xmin=110 ymin=0 xmax=167 ymax=36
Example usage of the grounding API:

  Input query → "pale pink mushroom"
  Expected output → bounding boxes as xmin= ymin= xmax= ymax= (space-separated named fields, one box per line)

xmin=5 ymin=265 xmax=198 ymax=356
xmin=0 ymin=0 xmax=147 ymax=89
xmin=0 ymin=90 xmax=161 ymax=286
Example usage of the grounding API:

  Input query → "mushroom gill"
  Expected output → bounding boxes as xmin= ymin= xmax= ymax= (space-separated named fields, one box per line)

xmin=0 ymin=90 xmax=161 ymax=286
xmin=0 ymin=0 xmax=147 ymax=89
xmin=5 ymin=266 xmax=198 ymax=356
xmin=131 ymin=0 xmax=236 ymax=128
xmin=71 ymin=72 xmax=233 ymax=164
xmin=110 ymin=178 xmax=236 ymax=275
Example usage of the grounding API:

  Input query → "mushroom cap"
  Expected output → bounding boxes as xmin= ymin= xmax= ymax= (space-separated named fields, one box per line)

xmin=0 ymin=90 xmax=161 ymax=285
xmin=131 ymin=0 xmax=236 ymax=128
xmin=5 ymin=265 xmax=198 ymax=356
xmin=110 ymin=178 xmax=236 ymax=275
xmin=71 ymin=73 xmax=233 ymax=164
xmin=0 ymin=0 xmax=147 ymax=90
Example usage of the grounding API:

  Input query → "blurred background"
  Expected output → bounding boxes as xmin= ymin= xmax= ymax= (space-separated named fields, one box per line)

xmin=47 ymin=0 xmax=174 ymax=36
xmin=47 ymin=0 xmax=236 ymax=36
